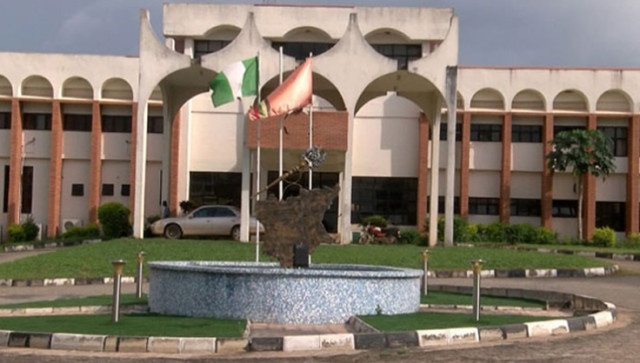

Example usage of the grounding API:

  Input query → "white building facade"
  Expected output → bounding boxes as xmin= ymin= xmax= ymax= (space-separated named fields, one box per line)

xmin=0 ymin=4 xmax=638 ymax=243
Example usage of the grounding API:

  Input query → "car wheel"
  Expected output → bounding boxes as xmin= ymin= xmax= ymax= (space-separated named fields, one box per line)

xmin=231 ymin=226 xmax=241 ymax=241
xmin=164 ymin=224 xmax=183 ymax=239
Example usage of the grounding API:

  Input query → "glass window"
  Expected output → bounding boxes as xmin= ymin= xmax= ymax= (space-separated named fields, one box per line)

xmin=438 ymin=123 xmax=462 ymax=141
xmin=0 ymin=112 xmax=10 ymax=129
xmin=189 ymin=172 xmax=242 ymax=207
xmin=552 ymin=199 xmax=578 ymax=218
xmin=193 ymin=40 xmax=231 ymax=58
xmin=470 ymin=124 xmax=502 ymax=142
xmin=102 ymin=115 xmax=131 ymax=133
xmin=271 ymin=42 xmax=333 ymax=61
xmin=121 ymin=184 xmax=130 ymax=196
xmin=371 ymin=44 xmax=422 ymax=70
xmin=71 ymin=184 xmax=84 ymax=197
xmin=512 ymin=125 xmax=542 ymax=143
xmin=598 ymin=126 xmax=627 ymax=157
xmin=63 ymin=114 xmax=92 ymax=132
xmin=468 ymin=197 xmax=499 ymax=215
xmin=102 ymin=184 xmax=114 ymax=196
xmin=22 ymin=113 xmax=51 ymax=130
xmin=510 ymin=198 xmax=541 ymax=216
xmin=147 ymin=116 xmax=163 ymax=134
xmin=596 ymin=201 xmax=625 ymax=232
xmin=351 ymin=177 xmax=417 ymax=225
xmin=1 ymin=166 xmax=30 ymax=213
xmin=553 ymin=125 xmax=585 ymax=137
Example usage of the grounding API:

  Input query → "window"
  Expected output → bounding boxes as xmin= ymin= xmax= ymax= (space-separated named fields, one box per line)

xmin=121 ymin=184 xmax=130 ymax=196
xmin=352 ymin=177 xmax=417 ymax=225
xmin=553 ymin=125 xmax=584 ymax=137
xmin=22 ymin=113 xmax=51 ymax=130
xmin=0 ymin=112 xmax=10 ymax=129
xmin=2 ymin=165 xmax=8 ymax=213
xmin=552 ymin=199 xmax=577 ymax=218
xmin=147 ymin=116 xmax=163 ymax=134
xmin=510 ymin=198 xmax=541 ymax=216
xmin=426 ymin=196 xmax=461 ymax=214
xmin=438 ymin=124 xmax=462 ymax=141
xmin=102 ymin=183 xmax=114 ymax=196
xmin=470 ymin=124 xmax=502 ymax=142
xmin=468 ymin=197 xmax=499 ymax=215
xmin=512 ymin=125 xmax=542 ymax=143
xmin=189 ymin=172 xmax=242 ymax=207
xmin=596 ymin=201 xmax=625 ymax=232
xmin=193 ymin=40 xmax=230 ymax=58
xmin=598 ymin=126 xmax=627 ymax=157
xmin=101 ymin=115 xmax=131 ymax=133
xmin=21 ymin=166 xmax=33 ymax=214
xmin=271 ymin=42 xmax=333 ymax=61
xmin=371 ymin=44 xmax=422 ymax=70
xmin=63 ymin=114 xmax=92 ymax=132
xmin=71 ymin=184 xmax=84 ymax=196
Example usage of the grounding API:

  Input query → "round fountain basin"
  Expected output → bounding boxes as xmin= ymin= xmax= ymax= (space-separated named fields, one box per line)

xmin=148 ymin=261 xmax=423 ymax=325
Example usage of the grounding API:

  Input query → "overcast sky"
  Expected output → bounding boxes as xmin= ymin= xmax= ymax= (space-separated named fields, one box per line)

xmin=0 ymin=0 xmax=638 ymax=68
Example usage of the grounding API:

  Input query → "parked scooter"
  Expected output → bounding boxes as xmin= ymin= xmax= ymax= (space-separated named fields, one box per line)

xmin=358 ymin=223 xmax=401 ymax=244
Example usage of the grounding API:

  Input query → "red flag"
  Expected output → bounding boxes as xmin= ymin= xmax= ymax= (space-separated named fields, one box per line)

xmin=249 ymin=58 xmax=312 ymax=121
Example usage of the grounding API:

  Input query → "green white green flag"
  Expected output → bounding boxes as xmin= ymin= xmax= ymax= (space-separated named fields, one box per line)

xmin=209 ymin=57 xmax=258 ymax=107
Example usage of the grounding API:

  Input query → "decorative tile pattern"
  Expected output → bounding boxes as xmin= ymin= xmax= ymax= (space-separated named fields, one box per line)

xmin=148 ymin=261 xmax=422 ymax=324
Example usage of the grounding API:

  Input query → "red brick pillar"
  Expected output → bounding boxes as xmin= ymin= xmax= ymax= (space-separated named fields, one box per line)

xmin=46 ymin=101 xmax=63 ymax=237
xmin=7 ymin=99 xmax=22 ymax=226
xmin=583 ymin=114 xmax=597 ymax=240
xmin=541 ymin=113 xmax=554 ymax=229
xmin=170 ymin=110 xmax=181 ymax=217
xmin=627 ymin=115 xmax=640 ymax=235
xmin=459 ymin=112 xmax=471 ymax=219
xmin=500 ymin=113 xmax=512 ymax=224
xmin=128 ymin=103 xmax=137 ymax=219
xmin=417 ymin=113 xmax=429 ymax=232
xmin=88 ymin=102 xmax=101 ymax=224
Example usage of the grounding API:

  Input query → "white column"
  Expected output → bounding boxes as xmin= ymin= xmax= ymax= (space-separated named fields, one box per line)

xmin=444 ymin=67 xmax=458 ymax=246
xmin=340 ymin=112 xmax=355 ymax=244
xmin=428 ymin=100 xmax=442 ymax=247
xmin=133 ymin=99 xmax=149 ymax=238
xmin=240 ymin=113 xmax=251 ymax=242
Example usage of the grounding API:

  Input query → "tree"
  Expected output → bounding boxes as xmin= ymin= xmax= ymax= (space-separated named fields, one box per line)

xmin=546 ymin=129 xmax=615 ymax=239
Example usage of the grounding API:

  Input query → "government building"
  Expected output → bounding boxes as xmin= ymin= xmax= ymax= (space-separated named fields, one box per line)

xmin=1 ymin=3 xmax=638 ymax=244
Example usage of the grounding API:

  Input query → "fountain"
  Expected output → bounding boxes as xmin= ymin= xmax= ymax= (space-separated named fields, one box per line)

xmin=148 ymin=148 xmax=423 ymax=324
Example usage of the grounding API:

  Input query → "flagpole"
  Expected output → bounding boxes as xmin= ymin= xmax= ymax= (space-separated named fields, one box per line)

xmin=308 ymin=52 xmax=313 ymax=191
xmin=255 ymin=51 xmax=261 ymax=263
xmin=278 ymin=46 xmax=284 ymax=201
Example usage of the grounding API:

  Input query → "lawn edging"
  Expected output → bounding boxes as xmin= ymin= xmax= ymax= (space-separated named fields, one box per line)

xmin=0 ymin=264 xmax=620 ymax=288
xmin=0 ymin=285 xmax=617 ymax=354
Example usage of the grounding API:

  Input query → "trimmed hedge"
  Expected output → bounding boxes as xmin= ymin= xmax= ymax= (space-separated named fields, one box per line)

xmin=97 ymin=202 xmax=131 ymax=239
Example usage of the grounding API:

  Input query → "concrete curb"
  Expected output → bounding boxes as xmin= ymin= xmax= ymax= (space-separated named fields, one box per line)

xmin=0 ymin=286 xmax=617 ymax=354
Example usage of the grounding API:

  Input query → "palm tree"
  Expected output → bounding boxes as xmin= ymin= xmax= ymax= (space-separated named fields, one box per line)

xmin=547 ymin=129 xmax=615 ymax=239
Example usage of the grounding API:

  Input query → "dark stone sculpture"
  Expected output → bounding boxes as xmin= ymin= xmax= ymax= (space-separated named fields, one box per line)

xmin=255 ymin=185 xmax=340 ymax=268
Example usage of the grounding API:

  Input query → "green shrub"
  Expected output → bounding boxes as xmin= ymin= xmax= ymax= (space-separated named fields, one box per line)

xmin=97 ymin=202 xmax=131 ymax=239
xmin=424 ymin=215 xmax=472 ymax=243
xmin=397 ymin=228 xmax=424 ymax=245
xmin=534 ymin=226 xmax=557 ymax=244
xmin=505 ymin=224 xmax=537 ymax=244
xmin=7 ymin=224 xmax=25 ymax=243
xmin=620 ymin=232 xmax=640 ymax=249
xmin=146 ymin=215 xmax=161 ymax=225
xmin=61 ymin=223 xmax=101 ymax=239
xmin=22 ymin=216 xmax=39 ymax=242
xmin=592 ymin=227 xmax=616 ymax=247
xmin=476 ymin=222 xmax=507 ymax=243
xmin=360 ymin=215 xmax=388 ymax=228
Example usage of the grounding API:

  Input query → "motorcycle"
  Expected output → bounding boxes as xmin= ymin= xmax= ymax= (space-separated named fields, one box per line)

xmin=358 ymin=223 xmax=401 ymax=244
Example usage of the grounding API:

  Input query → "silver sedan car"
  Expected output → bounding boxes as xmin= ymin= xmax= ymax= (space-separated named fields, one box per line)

xmin=149 ymin=205 xmax=264 ymax=240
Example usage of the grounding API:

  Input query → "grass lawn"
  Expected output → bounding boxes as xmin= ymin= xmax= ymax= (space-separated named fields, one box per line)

xmin=0 ymin=313 xmax=246 ymax=338
xmin=0 ymin=294 xmax=147 ymax=309
xmin=0 ymin=239 xmax=609 ymax=279
xmin=421 ymin=291 xmax=544 ymax=308
xmin=506 ymin=243 xmax=640 ymax=254
xmin=360 ymin=311 xmax=559 ymax=331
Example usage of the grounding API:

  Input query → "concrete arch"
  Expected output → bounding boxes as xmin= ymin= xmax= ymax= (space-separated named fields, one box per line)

xmin=149 ymin=85 xmax=163 ymax=103
xmin=354 ymin=71 xmax=443 ymax=116
xmin=282 ymin=26 xmax=333 ymax=42
xmin=0 ymin=75 xmax=12 ymax=97
xmin=203 ymin=25 xmax=242 ymax=40
xmin=364 ymin=27 xmax=411 ymax=43
xmin=101 ymin=78 xmax=133 ymax=101
xmin=512 ymin=88 xmax=546 ymax=112
xmin=22 ymin=75 xmax=53 ymax=98
xmin=62 ymin=76 xmax=93 ymax=100
xmin=596 ymin=89 xmax=632 ymax=113
xmin=470 ymin=88 xmax=505 ymax=110
xmin=553 ymin=89 xmax=589 ymax=112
